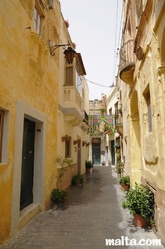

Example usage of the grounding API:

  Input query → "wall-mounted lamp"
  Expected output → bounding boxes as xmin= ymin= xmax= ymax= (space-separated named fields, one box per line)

xmin=49 ymin=41 xmax=76 ymax=64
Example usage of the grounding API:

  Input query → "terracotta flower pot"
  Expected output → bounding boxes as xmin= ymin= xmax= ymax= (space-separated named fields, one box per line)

xmin=120 ymin=183 xmax=129 ymax=191
xmin=133 ymin=214 xmax=148 ymax=228
xmin=86 ymin=168 xmax=91 ymax=173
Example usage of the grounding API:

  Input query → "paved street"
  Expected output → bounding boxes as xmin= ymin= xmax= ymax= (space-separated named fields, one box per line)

xmin=0 ymin=166 xmax=164 ymax=249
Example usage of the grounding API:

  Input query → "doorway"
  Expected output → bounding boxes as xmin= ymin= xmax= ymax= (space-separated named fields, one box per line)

xmin=92 ymin=139 xmax=101 ymax=165
xmin=20 ymin=118 xmax=35 ymax=211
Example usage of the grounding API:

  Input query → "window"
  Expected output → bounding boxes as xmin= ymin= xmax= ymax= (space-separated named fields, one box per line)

xmin=34 ymin=7 xmax=41 ymax=33
xmin=76 ymin=72 xmax=82 ymax=94
xmin=65 ymin=137 xmax=71 ymax=158
xmin=65 ymin=66 xmax=73 ymax=86
xmin=143 ymin=86 xmax=152 ymax=133
xmin=146 ymin=91 xmax=152 ymax=132
xmin=0 ymin=110 xmax=4 ymax=162
xmin=33 ymin=1 xmax=44 ymax=34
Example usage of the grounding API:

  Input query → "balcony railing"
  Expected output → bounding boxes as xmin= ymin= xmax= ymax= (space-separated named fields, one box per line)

xmin=119 ymin=39 xmax=135 ymax=85
xmin=63 ymin=86 xmax=83 ymax=126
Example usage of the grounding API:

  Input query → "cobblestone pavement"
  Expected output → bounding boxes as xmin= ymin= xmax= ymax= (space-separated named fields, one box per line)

xmin=0 ymin=166 xmax=164 ymax=249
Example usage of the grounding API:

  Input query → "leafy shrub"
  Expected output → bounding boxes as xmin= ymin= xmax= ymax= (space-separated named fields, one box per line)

xmin=85 ymin=160 xmax=93 ymax=168
xmin=119 ymin=175 xmax=130 ymax=186
xmin=122 ymin=183 xmax=154 ymax=223
xmin=51 ymin=188 xmax=68 ymax=203
xmin=71 ymin=174 xmax=84 ymax=185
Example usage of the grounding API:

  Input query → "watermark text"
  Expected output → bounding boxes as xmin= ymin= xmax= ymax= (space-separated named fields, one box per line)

xmin=105 ymin=236 xmax=161 ymax=246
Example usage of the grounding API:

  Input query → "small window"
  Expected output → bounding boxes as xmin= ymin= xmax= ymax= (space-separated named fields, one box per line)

xmin=33 ymin=1 xmax=45 ymax=34
xmin=34 ymin=7 xmax=41 ymax=34
xmin=0 ymin=110 xmax=4 ymax=162
xmin=65 ymin=66 xmax=73 ymax=86
xmin=143 ymin=86 xmax=152 ymax=133
xmin=146 ymin=91 xmax=152 ymax=132
xmin=65 ymin=137 xmax=71 ymax=158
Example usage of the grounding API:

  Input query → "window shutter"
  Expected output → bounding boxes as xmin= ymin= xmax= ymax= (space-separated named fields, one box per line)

xmin=66 ymin=67 xmax=73 ymax=86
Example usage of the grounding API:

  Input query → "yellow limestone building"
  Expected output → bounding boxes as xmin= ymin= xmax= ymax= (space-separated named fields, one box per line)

xmin=0 ymin=0 xmax=89 ymax=244
xmin=56 ymin=10 xmax=89 ymax=189
xmin=118 ymin=0 xmax=165 ymax=243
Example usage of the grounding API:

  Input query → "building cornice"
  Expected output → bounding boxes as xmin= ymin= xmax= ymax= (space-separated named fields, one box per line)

xmin=75 ymin=53 xmax=86 ymax=76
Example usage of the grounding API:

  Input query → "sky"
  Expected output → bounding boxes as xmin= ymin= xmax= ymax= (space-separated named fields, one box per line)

xmin=59 ymin=0 xmax=123 ymax=100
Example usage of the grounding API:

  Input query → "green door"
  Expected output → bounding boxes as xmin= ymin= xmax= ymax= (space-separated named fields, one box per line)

xmin=92 ymin=143 xmax=100 ymax=165
xmin=20 ymin=118 xmax=35 ymax=211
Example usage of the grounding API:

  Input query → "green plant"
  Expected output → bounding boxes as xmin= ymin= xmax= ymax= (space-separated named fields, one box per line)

xmin=71 ymin=174 xmax=84 ymax=185
xmin=114 ymin=143 xmax=120 ymax=149
xmin=122 ymin=183 xmax=154 ymax=223
xmin=119 ymin=175 xmax=130 ymax=186
xmin=116 ymin=150 xmax=124 ymax=174
xmin=56 ymin=156 xmax=72 ymax=189
xmin=85 ymin=160 xmax=93 ymax=168
xmin=51 ymin=188 xmax=68 ymax=203
xmin=86 ymin=142 xmax=90 ymax=147
xmin=116 ymin=167 xmax=122 ymax=174
xmin=51 ymin=156 xmax=72 ymax=203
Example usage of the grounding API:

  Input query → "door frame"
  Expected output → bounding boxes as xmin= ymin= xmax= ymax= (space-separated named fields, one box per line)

xmin=11 ymin=100 xmax=46 ymax=236
xmin=92 ymin=138 xmax=101 ymax=165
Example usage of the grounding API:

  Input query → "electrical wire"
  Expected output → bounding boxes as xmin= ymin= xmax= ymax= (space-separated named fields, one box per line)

xmin=86 ymin=79 xmax=115 ymax=88
xmin=112 ymin=0 xmax=123 ymax=82
xmin=77 ymin=79 xmax=115 ymax=88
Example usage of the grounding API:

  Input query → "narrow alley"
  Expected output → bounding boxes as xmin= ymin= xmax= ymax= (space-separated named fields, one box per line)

xmin=0 ymin=166 xmax=164 ymax=249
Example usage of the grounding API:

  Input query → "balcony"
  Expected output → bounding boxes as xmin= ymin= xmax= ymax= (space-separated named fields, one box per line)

xmin=119 ymin=39 xmax=135 ymax=85
xmin=63 ymin=86 xmax=83 ymax=126
xmin=115 ymin=109 xmax=123 ymax=135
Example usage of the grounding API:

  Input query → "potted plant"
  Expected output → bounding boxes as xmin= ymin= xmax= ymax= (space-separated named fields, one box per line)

xmin=122 ymin=183 xmax=154 ymax=227
xmin=118 ymin=105 xmax=122 ymax=114
xmin=101 ymin=161 xmax=105 ymax=166
xmin=85 ymin=160 xmax=93 ymax=173
xmin=71 ymin=174 xmax=84 ymax=186
xmin=73 ymin=139 xmax=79 ymax=145
xmin=51 ymin=188 xmax=68 ymax=203
xmin=51 ymin=156 xmax=72 ymax=204
xmin=61 ymin=135 xmax=70 ymax=142
xmin=82 ymin=141 xmax=86 ymax=147
xmin=119 ymin=175 xmax=130 ymax=191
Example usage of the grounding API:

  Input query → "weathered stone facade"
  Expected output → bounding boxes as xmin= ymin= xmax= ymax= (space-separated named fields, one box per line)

xmin=0 ymin=0 xmax=89 ymax=244
xmin=118 ymin=0 xmax=165 ymax=244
